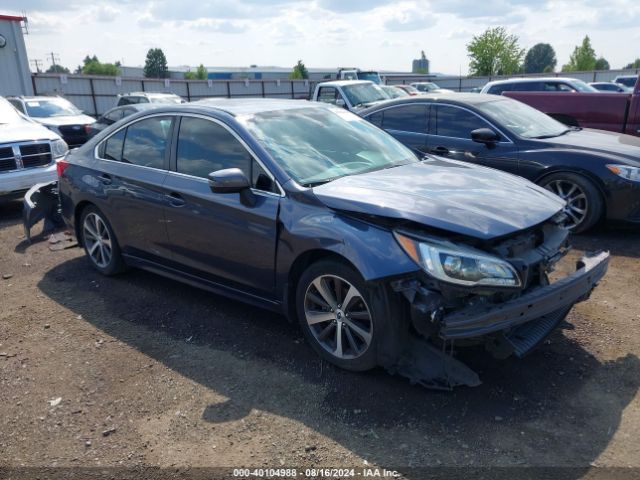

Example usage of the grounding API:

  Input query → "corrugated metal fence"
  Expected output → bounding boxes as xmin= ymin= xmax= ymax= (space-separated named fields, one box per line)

xmin=32 ymin=68 xmax=640 ymax=117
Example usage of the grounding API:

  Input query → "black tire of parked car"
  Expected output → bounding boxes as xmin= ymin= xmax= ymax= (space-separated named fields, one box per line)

xmin=296 ymin=259 xmax=408 ymax=372
xmin=539 ymin=172 xmax=603 ymax=234
xmin=80 ymin=205 xmax=126 ymax=276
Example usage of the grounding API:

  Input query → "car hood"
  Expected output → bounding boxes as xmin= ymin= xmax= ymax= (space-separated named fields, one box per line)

xmin=0 ymin=121 xmax=61 ymax=145
xmin=539 ymin=129 xmax=640 ymax=164
xmin=33 ymin=114 xmax=96 ymax=127
xmin=312 ymin=158 xmax=565 ymax=240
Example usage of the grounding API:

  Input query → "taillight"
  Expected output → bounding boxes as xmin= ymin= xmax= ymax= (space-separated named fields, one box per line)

xmin=84 ymin=125 xmax=93 ymax=135
xmin=56 ymin=159 xmax=70 ymax=178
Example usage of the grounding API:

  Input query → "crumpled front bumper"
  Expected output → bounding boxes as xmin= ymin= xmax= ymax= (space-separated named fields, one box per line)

xmin=440 ymin=251 xmax=610 ymax=340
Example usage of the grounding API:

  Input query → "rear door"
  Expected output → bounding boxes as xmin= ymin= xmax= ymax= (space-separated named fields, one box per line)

xmin=365 ymin=104 xmax=429 ymax=156
xmin=426 ymin=104 xmax=520 ymax=174
xmin=162 ymin=115 xmax=280 ymax=295
xmin=94 ymin=115 xmax=174 ymax=261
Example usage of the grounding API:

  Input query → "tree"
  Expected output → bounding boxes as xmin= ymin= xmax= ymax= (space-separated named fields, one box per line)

xmin=289 ymin=60 xmax=309 ymax=79
xmin=523 ymin=43 xmax=557 ymax=73
xmin=624 ymin=58 xmax=640 ymax=69
xmin=144 ymin=48 xmax=169 ymax=78
xmin=184 ymin=64 xmax=208 ymax=80
xmin=562 ymin=36 xmax=596 ymax=72
xmin=46 ymin=64 xmax=70 ymax=74
xmin=594 ymin=57 xmax=610 ymax=71
xmin=81 ymin=55 xmax=120 ymax=76
xmin=466 ymin=27 xmax=524 ymax=76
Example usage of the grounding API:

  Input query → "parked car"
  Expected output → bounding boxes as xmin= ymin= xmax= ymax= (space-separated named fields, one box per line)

xmin=613 ymin=75 xmax=638 ymax=89
xmin=6 ymin=96 xmax=95 ymax=148
xmin=28 ymin=99 xmax=609 ymax=385
xmin=502 ymin=75 xmax=640 ymax=136
xmin=360 ymin=94 xmax=640 ymax=232
xmin=394 ymin=85 xmax=421 ymax=96
xmin=116 ymin=92 xmax=184 ymax=106
xmin=481 ymin=77 xmax=599 ymax=94
xmin=311 ymin=80 xmax=389 ymax=112
xmin=337 ymin=68 xmax=382 ymax=84
xmin=85 ymin=104 xmax=157 ymax=138
xmin=589 ymin=82 xmax=632 ymax=93
xmin=0 ymin=97 xmax=68 ymax=198
xmin=410 ymin=82 xmax=454 ymax=93
xmin=380 ymin=85 xmax=409 ymax=99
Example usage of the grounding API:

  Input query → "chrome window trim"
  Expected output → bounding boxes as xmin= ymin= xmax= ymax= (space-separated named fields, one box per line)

xmin=94 ymin=111 xmax=284 ymax=197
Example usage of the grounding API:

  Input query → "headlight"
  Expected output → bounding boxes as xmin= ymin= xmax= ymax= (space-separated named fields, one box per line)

xmin=607 ymin=164 xmax=640 ymax=182
xmin=51 ymin=138 xmax=69 ymax=159
xmin=394 ymin=232 xmax=522 ymax=288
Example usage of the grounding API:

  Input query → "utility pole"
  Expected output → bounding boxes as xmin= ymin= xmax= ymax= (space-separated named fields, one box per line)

xmin=47 ymin=52 xmax=60 ymax=68
xmin=30 ymin=59 xmax=43 ymax=73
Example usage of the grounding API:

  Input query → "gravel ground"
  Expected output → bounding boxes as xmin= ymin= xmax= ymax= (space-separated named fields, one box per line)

xmin=1 ymin=199 xmax=639 ymax=479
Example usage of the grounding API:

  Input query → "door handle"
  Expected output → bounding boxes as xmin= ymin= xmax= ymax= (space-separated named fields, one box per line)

xmin=430 ymin=146 xmax=450 ymax=156
xmin=98 ymin=174 xmax=112 ymax=185
xmin=166 ymin=192 xmax=185 ymax=207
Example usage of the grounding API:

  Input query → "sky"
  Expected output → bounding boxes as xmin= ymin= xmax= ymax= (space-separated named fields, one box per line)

xmin=3 ymin=0 xmax=640 ymax=75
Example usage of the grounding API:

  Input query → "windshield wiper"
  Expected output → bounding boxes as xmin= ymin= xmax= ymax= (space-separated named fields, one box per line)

xmin=531 ymin=128 xmax=575 ymax=139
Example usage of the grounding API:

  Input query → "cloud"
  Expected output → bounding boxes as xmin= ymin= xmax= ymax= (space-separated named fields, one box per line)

xmin=316 ymin=0 xmax=394 ymax=13
xmin=190 ymin=19 xmax=247 ymax=34
xmin=383 ymin=9 xmax=436 ymax=32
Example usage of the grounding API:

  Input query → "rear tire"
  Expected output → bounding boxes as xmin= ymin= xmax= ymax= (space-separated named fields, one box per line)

xmin=296 ymin=259 xmax=407 ymax=371
xmin=80 ymin=206 xmax=125 ymax=276
xmin=539 ymin=172 xmax=603 ymax=233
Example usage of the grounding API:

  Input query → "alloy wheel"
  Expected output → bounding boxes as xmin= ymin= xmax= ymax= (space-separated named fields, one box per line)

xmin=83 ymin=212 xmax=113 ymax=268
xmin=304 ymin=274 xmax=373 ymax=360
xmin=544 ymin=179 xmax=588 ymax=229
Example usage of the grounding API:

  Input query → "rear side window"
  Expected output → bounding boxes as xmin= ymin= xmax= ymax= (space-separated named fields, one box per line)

xmin=381 ymin=105 xmax=428 ymax=134
xmin=487 ymin=84 xmax=510 ymax=94
xmin=104 ymin=109 xmax=125 ymax=123
xmin=176 ymin=117 xmax=276 ymax=192
xmin=8 ymin=99 xmax=25 ymax=113
xmin=512 ymin=82 xmax=541 ymax=91
xmin=121 ymin=116 xmax=173 ymax=169
xmin=434 ymin=105 xmax=490 ymax=139
xmin=103 ymin=129 xmax=126 ymax=161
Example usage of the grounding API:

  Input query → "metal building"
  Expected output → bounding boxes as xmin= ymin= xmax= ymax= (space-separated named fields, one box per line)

xmin=0 ymin=14 xmax=33 ymax=96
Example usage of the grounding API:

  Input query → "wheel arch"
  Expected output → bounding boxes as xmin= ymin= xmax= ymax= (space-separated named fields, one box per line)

xmin=73 ymin=200 xmax=96 ymax=246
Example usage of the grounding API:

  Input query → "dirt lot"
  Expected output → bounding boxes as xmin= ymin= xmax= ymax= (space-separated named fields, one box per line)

xmin=1 ymin=199 xmax=639 ymax=479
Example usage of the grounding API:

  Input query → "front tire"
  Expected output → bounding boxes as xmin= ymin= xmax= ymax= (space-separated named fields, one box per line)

xmin=80 ymin=206 xmax=125 ymax=276
xmin=296 ymin=259 xmax=408 ymax=372
xmin=539 ymin=172 xmax=603 ymax=233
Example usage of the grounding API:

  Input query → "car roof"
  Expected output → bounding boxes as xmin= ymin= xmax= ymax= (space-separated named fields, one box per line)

xmin=358 ymin=93 xmax=503 ymax=114
xmin=317 ymin=80 xmax=373 ymax=87
xmin=193 ymin=98 xmax=328 ymax=116
xmin=9 ymin=95 xmax=63 ymax=101
xmin=120 ymin=92 xmax=180 ymax=97
xmin=486 ymin=77 xmax=580 ymax=86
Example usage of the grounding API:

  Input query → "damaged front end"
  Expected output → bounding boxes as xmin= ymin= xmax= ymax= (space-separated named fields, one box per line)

xmin=22 ymin=181 xmax=63 ymax=242
xmin=388 ymin=215 xmax=609 ymax=389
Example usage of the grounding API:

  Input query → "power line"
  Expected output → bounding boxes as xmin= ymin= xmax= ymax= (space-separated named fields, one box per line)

xmin=47 ymin=52 xmax=60 ymax=67
xmin=30 ymin=59 xmax=43 ymax=73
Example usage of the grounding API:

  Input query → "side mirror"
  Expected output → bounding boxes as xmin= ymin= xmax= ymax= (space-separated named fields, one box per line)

xmin=335 ymin=98 xmax=346 ymax=108
xmin=208 ymin=168 xmax=250 ymax=194
xmin=471 ymin=128 xmax=500 ymax=144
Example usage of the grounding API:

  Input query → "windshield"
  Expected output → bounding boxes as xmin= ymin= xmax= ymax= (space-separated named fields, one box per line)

xmin=151 ymin=96 xmax=183 ymax=104
xmin=357 ymin=72 xmax=381 ymax=84
xmin=569 ymin=80 xmax=599 ymax=92
xmin=382 ymin=86 xmax=408 ymax=98
xmin=477 ymin=98 xmax=569 ymax=139
xmin=24 ymin=98 xmax=81 ymax=118
xmin=238 ymin=107 xmax=417 ymax=186
xmin=616 ymin=77 xmax=638 ymax=88
xmin=342 ymin=83 xmax=389 ymax=107
xmin=0 ymin=99 xmax=26 ymax=124
xmin=414 ymin=83 xmax=438 ymax=92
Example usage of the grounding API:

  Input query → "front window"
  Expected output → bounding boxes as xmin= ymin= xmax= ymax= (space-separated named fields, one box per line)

xmin=341 ymin=84 xmax=389 ymax=107
xmin=477 ymin=98 xmax=568 ymax=139
xmin=357 ymin=72 xmax=381 ymax=84
xmin=238 ymin=107 xmax=417 ymax=186
xmin=23 ymin=98 xmax=82 ymax=118
xmin=0 ymin=99 xmax=26 ymax=124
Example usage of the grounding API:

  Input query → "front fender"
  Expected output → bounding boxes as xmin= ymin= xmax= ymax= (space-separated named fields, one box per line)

xmin=275 ymin=199 xmax=419 ymax=293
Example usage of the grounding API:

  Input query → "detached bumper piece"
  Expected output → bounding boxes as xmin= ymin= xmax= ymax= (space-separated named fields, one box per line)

xmin=22 ymin=181 xmax=63 ymax=242
xmin=441 ymin=251 xmax=610 ymax=340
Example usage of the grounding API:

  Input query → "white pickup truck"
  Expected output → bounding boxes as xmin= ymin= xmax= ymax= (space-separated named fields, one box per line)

xmin=311 ymin=80 xmax=390 ymax=112
xmin=0 ymin=98 xmax=68 ymax=199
